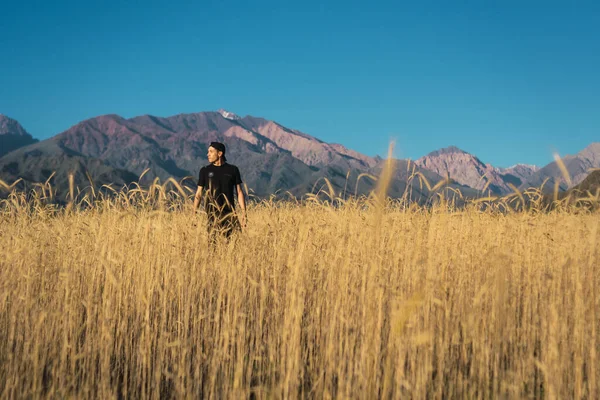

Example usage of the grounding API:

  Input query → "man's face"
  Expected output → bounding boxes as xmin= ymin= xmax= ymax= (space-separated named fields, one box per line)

xmin=207 ymin=146 xmax=222 ymax=163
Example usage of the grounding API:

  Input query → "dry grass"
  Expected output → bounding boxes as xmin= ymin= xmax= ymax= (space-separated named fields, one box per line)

xmin=0 ymin=169 xmax=599 ymax=398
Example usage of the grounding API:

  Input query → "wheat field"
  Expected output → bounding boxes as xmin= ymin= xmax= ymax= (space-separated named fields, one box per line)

xmin=0 ymin=169 xmax=599 ymax=399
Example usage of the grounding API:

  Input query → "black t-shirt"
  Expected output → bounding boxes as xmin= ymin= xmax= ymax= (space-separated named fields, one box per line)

xmin=197 ymin=163 xmax=243 ymax=214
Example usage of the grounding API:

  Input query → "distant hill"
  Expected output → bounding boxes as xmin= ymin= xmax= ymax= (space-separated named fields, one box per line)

xmin=520 ymin=143 xmax=600 ymax=192
xmin=415 ymin=146 xmax=538 ymax=195
xmin=572 ymin=169 xmax=600 ymax=194
xmin=497 ymin=164 xmax=540 ymax=187
xmin=0 ymin=140 xmax=138 ymax=197
xmin=556 ymin=169 xmax=600 ymax=200
xmin=538 ymin=170 xmax=600 ymax=210
xmin=0 ymin=114 xmax=38 ymax=157
xmin=368 ymin=158 xmax=481 ymax=201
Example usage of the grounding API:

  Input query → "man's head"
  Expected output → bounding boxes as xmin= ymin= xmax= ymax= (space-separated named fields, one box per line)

xmin=208 ymin=142 xmax=227 ymax=164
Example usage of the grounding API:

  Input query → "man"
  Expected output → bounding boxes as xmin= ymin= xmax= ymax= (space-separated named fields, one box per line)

xmin=193 ymin=142 xmax=247 ymax=241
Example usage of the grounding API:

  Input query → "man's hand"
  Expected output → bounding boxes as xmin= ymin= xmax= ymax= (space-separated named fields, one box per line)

xmin=193 ymin=186 xmax=203 ymax=216
xmin=239 ymin=213 xmax=247 ymax=229
xmin=236 ymin=183 xmax=247 ymax=230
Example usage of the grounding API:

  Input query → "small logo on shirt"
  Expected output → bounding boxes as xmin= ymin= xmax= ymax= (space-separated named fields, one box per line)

xmin=208 ymin=172 xmax=214 ymax=178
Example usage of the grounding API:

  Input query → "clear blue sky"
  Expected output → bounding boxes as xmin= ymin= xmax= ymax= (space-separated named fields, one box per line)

xmin=1 ymin=0 xmax=599 ymax=167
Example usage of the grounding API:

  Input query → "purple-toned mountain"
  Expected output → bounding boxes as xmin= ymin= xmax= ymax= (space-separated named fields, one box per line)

xmin=0 ymin=111 xmax=456 ymax=201
xmin=0 ymin=114 xmax=39 ymax=157
xmin=4 ymin=109 xmax=596 ymax=200
xmin=414 ymin=146 xmax=538 ymax=194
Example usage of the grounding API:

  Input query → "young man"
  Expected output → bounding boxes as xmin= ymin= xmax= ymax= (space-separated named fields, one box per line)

xmin=193 ymin=142 xmax=247 ymax=241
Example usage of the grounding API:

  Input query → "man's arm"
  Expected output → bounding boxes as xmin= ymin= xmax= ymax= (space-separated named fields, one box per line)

xmin=236 ymin=184 xmax=247 ymax=227
xmin=194 ymin=167 xmax=206 ymax=215
xmin=193 ymin=186 xmax=203 ymax=215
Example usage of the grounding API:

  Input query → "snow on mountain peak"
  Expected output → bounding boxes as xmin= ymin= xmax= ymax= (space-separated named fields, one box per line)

xmin=218 ymin=109 xmax=241 ymax=120
xmin=507 ymin=163 xmax=539 ymax=170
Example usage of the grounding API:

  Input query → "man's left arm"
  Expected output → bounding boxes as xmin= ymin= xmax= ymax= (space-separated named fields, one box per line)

xmin=234 ymin=167 xmax=246 ymax=227
xmin=237 ymin=184 xmax=247 ymax=228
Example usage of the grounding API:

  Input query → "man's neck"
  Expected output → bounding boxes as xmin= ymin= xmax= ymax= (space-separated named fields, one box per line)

xmin=212 ymin=159 xmax=224 ymax=167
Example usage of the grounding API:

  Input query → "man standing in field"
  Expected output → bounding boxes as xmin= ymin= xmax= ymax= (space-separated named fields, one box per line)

xmin=193 ymin=142 xmax=247 ymax=242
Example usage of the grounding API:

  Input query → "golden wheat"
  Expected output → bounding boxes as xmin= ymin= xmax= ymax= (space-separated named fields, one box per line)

xmin=0 ymin=178 xmax=599 ymax=398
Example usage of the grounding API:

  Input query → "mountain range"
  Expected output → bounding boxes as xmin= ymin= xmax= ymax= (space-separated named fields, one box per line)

xmin=0 ymin=110 xmax=598 ymax=200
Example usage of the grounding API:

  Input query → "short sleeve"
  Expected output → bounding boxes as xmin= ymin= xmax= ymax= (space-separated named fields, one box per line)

xmin=197 ymin=167 xmax=206 ymax=187
xmin=234 ymin=166 xmax=242 ymax=185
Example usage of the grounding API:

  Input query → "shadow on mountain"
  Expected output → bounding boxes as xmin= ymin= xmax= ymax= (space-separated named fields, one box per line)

xmin=538 ymin=170 xmax=600 ymax=211
xmin=0 ymin=135 xmax=39 ymax=158
xmin=0 ymin=140 xmax=139 ymax=201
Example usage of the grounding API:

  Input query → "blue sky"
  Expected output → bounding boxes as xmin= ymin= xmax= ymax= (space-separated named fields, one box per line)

xmin=1 ymin=0 xmax=599 ymax=167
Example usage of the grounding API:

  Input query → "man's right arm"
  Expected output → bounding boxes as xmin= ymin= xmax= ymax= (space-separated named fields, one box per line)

xmin=194 ymin=167 xmax=206 ymax=215
xmin=193 ymin=186 xmax=203 ymax=215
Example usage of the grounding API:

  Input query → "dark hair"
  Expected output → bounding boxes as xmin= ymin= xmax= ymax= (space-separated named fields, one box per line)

xmin=209 ymin=142 xmax=227 ymax=162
